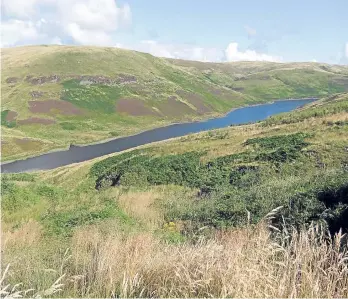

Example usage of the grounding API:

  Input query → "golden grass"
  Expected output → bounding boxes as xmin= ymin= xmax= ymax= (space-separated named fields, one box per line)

xmin=117 ymin=189 xmax=164 ymax=229
xmin=2 ymin=220 xmax=42 ymax=248
xmin=2 ymin=222 xmax=348 ymax=298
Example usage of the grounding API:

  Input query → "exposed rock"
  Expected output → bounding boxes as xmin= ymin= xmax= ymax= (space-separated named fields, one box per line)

xmin=26 ymin=75 xmax=60 ymax=85
xmin=6 ymin=77 xmax=19 ymax=84
xmin=30 ymin=91 xmax=44 ymax=98
xmin=118 ymin=74 xmax=137 ymax=84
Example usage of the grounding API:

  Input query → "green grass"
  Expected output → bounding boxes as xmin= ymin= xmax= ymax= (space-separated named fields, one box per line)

xmin=264 ymin=93 xmax=348 ymax=125
xmin=61 ymin=79 xmax=125 ymax=113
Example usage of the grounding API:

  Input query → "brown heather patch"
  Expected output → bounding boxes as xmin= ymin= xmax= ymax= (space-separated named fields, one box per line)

xmin=5 ymin=110 xmax=18 ymax=122
xmin=18 ymin=117 xmax=56 ymax=125
xmin=176 ymin=90 xmax=212 ymax=114
xmin=116 ymin=98 xmax=160 ymax=116
xmin=28 ymin=100 xmax=82 ymax=115
xmin=158 ymin=96 xmax=195 ymax=117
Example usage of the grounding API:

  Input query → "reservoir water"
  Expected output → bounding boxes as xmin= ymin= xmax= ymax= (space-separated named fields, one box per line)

xmin=1 ymin=99 xmax=316 ymax=173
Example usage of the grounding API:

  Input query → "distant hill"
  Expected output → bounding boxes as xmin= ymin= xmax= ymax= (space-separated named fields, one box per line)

xmin=2 ymin=45 xmax=348 ymax=161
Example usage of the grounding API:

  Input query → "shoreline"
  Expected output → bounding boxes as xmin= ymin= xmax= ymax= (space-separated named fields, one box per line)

xmin=0 ymin=97 xmax=318 ymax=166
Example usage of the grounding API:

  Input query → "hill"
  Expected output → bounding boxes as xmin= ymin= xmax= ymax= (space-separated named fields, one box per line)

xmin=2 ymin=92 xmax=348 ymax=297
xmin=2 ymin=45 xmax=348 ymax=161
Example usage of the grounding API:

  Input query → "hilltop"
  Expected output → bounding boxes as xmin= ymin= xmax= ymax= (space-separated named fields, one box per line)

xmin=2 ymin=45 xmax=348 ymax=161
xmin=2 ymin=92 xmax=348 ymax=297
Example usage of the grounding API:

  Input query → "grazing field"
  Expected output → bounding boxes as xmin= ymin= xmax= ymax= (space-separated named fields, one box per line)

xmin=2 ymin=93 xmax=348 ymax=297
xmin=2 ymin=45 xmax=348 ymax=161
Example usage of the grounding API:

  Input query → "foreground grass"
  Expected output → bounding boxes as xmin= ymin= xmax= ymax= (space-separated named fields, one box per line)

xmin=2 ymin=223 xmax=348 ymax=298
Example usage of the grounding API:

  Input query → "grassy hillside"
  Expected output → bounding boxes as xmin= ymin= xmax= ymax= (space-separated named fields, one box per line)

xmin=2 ymin=45 xmax=348 ymax=161
xmin=2 ymin=93 xmax=348 ymax=297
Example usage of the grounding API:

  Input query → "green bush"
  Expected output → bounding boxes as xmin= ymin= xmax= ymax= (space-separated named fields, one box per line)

xmin=42 ymin=200 xmax=117 ymax=236
xmin=1 ymin=110 xmax=16 ymax=128
xmin=165 ymin=167 xmax=348 ymax=233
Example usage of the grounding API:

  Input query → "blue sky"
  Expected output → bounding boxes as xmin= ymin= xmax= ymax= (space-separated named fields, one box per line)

xmin=1 ymin=0 xmax=348 ymax=64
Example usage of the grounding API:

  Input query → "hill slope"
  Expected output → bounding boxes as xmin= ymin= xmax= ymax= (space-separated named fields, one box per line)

xmin=2 ymin=93 xmax=348 ymax=297
xmin=2 ymin=45 xmax=348 ymax=161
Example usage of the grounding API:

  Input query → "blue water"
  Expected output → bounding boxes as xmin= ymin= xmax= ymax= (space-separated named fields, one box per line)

xmin=1 ymin=99 xmax=316 ymax=173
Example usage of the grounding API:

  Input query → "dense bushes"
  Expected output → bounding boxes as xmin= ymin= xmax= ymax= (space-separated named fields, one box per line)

xmin=92 ymin=132 xmax=312 ymax=190
xmin=90 ymin=131 xmax=348 ymax=235
xmin=245 ymin=132 xmax=312 ymax=163
xmin=164 ymin=168 xmax=348 ymax=235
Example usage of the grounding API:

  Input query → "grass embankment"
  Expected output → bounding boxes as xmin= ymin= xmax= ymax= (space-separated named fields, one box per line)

xmin=2 ymin=45 xmax=348 ymax=161
xmin=2 ymin=93 xmax=348 ymax=297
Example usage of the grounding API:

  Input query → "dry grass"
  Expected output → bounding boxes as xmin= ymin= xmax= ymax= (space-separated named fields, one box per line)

xmin=2 ymin=220 xmax=42 ymax=248
xmin=2 ymin=222 xmax=348 ymax=298
xmin=117 ymin=189 xmax=164 ymax=229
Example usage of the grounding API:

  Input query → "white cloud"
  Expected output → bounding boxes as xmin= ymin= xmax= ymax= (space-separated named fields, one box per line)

xmin=1 ymin=0 xmax=132 ymax=47
xmin=129 ymin=40 xmax=225 ymax=62
xmin=2 ymin=0 xmax=40 ymax=18
xmin=311 ymin=59 xmax=317 ymax=62
xmin=115 ymin=40 xmax=282 ymax=63
xmin=1 ymin=20 xmax=41 ymax=46
xmin=225 ymin=42 xmax=282 ymax=62
xmin=66 ymin=23 xmax=113 ymax=46
xmin=345 ymin=42 xmax=348 ymax=58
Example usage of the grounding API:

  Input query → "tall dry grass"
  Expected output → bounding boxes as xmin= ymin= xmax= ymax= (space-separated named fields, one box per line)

xmin=2 ymin=222 xmax=348 ymax=298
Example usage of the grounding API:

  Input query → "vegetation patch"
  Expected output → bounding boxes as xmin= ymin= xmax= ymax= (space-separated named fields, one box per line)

xmin=13 ymin=138 xmax=44 ymax=152
xmin=1 ymin=110 xmax=17 ymax=128
xmin=61 ymin=79 xmax=124 ymax=113
xmin=165 ymin=167 xmax=348 ymax=234
xmin=264 ymin=94 xmax=348 ymax=125
xmin=245 ymin=132 xmax=312 ymax=163
xmin=60 ymin=122 xmax=78 ymax=130
xmin=41 ymin=199 xmax=119 ymax=236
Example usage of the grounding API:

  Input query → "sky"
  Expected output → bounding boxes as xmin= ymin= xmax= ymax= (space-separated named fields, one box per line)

xmin=1 ymin=0 xmax=348 ymax=64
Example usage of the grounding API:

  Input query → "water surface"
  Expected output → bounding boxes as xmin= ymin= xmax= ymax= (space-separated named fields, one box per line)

xmin=1 ymin=99 xmax=315 ymax=173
